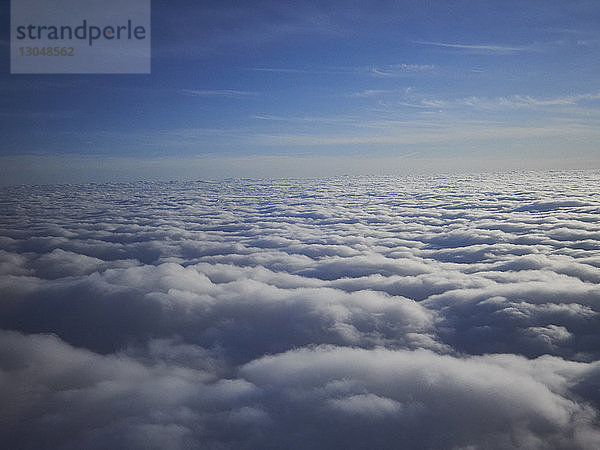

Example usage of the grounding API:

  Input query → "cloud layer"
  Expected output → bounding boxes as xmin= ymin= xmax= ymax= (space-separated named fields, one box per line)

xmin=1 ymin=171 xmax=600 ymax=448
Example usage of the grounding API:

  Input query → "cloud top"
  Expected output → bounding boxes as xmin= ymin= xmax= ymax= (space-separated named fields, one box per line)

xmin=1 ymin=171 xmax=600 ymax=448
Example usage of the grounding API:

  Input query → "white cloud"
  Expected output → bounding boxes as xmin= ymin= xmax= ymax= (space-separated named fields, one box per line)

xmin=398 ymin=91 xmax=600 ymax=112
xmin=368 ymin=64 xmax=435 ymax=77
xmin=413 ymin=40 xmax=535 ymax=54
xmin=180 ymin=89 xmax=257 ymax=98
xmin=1 ymin=171 xmax=600 ymax=447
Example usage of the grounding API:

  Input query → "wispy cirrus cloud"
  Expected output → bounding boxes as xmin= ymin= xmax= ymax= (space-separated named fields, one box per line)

xmin=413 ymin=40 xmax=535 ymax=54
xmin=252 ymin=114 xmax=358 ymax=124
xmin=253 ymin=123 xmax=596 ymax=147
xmin=398 ymin=92 xmax=600 ymax=111
xmin=249 ymin=67 xmax=335 ymax=74
xmin=180 ymin=89 xmax=257 ymax=98
xmin=494 ymin=92 xmax=600 ymax=107
xmin=368 ymin=64 xmax=435 ymax=77
xmin=348 ymin=89 xmax=395 ymax=98
xmin=250 ymin=63 xmax=435 ymax=77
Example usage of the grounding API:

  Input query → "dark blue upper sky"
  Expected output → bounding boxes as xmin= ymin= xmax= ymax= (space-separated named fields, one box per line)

xmin=2 ymin=0 xmax=600 ymax=182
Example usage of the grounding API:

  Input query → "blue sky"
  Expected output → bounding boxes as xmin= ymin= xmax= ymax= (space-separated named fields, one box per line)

xmin=2 ymin=0 xmax=600 ymax=183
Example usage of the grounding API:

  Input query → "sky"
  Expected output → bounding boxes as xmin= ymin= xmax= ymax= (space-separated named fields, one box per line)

xmin=2 ymin=0 xmax=600 ymax=183
xmin=3 ymin=2 xmax=600 ymax=447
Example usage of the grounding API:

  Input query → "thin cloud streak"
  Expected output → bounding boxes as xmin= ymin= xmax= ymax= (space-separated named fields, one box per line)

xmin=396 ymin=91 xmax=600 ymax=112
xmin=180 ymin=89 xmax=257 ymax=98
xmin=254 ymin=122 xmax=600 ymax=147
xmin=413 ymin=40 xmax=536 ymax=54
xmin=250 ymin=64 xmax=435 ymax=77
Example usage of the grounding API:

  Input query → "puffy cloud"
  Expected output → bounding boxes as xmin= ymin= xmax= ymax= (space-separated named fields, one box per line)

xmin=1 ymin=171 xmax=600 ymax=448
xmin=0 ymin=261 xmax=436 ymax=358
xmin=241 ymin=346 xmax=600 ymax=449
xmin=2 ymin=331 xmax=600 ymax=450
xmin=0 ymin=330 xmax=259 ymax=450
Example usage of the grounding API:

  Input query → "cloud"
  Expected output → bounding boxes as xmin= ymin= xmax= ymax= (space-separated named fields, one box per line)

xmin=253 ymin=123 xmax=595 ymax=147
xmin=348 ymin=89 xmax=394 ymax=98
xmin=398 ymin=91 xmax=600 ymax=112
xmin=412 ymin=40 xmax=535 ymax=54
xmin=0 ymin=330 xmax=258 ymax=450
xmin=367 ymin=64 xmax=435 ymax=77
xmin=180 ymin=89 xmax=257 ymax=98
xmin=2 ymin=331 xmax=599 ymax=449
xmin=249 ymin=63 xmax=435 ymax=78
xmin=1 ymin=171 xmax=600 ymax=447
xmin=241 ymin=346 xmax=600 ymax=449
